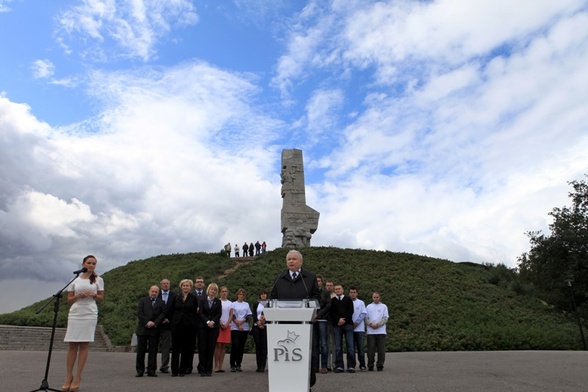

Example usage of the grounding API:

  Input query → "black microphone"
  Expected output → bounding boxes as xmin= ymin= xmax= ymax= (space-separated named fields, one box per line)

xmin=268 ymin=271 xmax=286 ymax=301
xmin=300 ymin=271 xmax=309 ymax=299
xmin=73 ymin=267 xmax=88 ymax=275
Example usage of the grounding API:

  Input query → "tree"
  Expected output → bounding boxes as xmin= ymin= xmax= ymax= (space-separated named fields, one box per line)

xmin=518 ymin=178 xmax=588 ymax=317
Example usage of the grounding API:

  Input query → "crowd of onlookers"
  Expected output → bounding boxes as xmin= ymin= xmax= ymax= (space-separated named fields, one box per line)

xmin=134 ymin=274 xmax=389 ymax=378
xmin=223 ymin=241 xmax=267 ymax=257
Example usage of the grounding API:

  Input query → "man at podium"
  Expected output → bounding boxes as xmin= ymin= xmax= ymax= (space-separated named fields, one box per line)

xmin=270 ymin=250 xmax=320 ymax=300
xmin=269 ymin=249 xmax=320 ymax=389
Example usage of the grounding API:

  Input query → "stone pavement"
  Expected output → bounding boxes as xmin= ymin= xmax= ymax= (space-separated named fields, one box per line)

xmin=3 ymin=350 xmax=586 ymax=392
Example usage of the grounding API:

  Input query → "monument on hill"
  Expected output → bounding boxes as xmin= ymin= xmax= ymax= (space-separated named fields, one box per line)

xmin=280 ymin=149 xmax=320 ymax=248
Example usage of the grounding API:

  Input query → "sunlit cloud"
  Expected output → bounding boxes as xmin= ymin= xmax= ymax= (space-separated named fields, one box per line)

xmin=56 ymin=0 xmax=198 ymax=61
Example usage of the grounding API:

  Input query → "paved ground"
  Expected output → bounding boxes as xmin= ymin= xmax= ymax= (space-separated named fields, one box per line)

xmin=3 ymin=350 xmax=586 ymax=392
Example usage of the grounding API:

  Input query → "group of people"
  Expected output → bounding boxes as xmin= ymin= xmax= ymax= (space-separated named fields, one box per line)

xmin=312 ymin=278 xmax=389 ymax=375
xmin=60 ymin=250 xmax=388 ymax=392
xmin=225 ymin=241 xmax=267 ymax=257
xmin=134 ymin=276 xmax=271 ymax=378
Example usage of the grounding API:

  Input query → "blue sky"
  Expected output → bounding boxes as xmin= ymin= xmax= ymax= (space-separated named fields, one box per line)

xmin=1 ymin=0 xmax=587 ymax=313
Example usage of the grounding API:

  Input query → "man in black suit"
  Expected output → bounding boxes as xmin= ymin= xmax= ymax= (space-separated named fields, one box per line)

xmin=269 ymin=250 xmax=320 ymax=300
xmin=190 ymin=276 xmax=206 ymax=375
xmin=157 ymin=278 xmax=177 ymax=373
xmin=269 ymin=249 xmax=320 ymax=389
xmin=136 ymin=285 xmax=166 ymax=377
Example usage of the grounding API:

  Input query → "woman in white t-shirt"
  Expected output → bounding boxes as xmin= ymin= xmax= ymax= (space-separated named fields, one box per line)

xmin=229 ymin=288 xmax=252 ymax=372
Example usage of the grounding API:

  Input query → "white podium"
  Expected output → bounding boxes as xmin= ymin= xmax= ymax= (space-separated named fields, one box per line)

xmin=264 ymin=300 xmax=317 ymax=392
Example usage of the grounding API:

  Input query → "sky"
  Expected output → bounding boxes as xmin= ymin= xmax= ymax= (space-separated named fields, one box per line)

xmin=1 ymin=0 xmax=587 ymax=314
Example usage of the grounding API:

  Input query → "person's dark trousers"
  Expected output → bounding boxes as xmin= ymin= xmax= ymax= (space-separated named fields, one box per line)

xmin=136 ymin=333 xmax=159 ymax=375
xmin=251 ymin=326 xmax=268 ymax=370
xmin=187 ymin=335 xmax=196 ymax=374
xmin=198 ymin=327 xmax=219 ymax=375
xmin=353 ymin=331 xmax=366 ymax=369
xmin=367 ymin=334 xmax=386 ymax=369
xmin=313 ymin=321 xmax=328 ymax=369
xmin=171 ymin=325 xmax=196 ymax=375
xmin=230 ymin=330 xmax=249 ymax=368
xmin=159 ymin=328 xmax=171 ymax=372
xmin=327 ymin=323 xmax=335 ymax=370
xmin=333 ymin=323 xmax=356 ymax=370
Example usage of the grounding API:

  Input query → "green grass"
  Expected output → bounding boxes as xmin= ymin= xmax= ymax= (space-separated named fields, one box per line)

xmin=0 ymin=247 xmax=584 ymax=351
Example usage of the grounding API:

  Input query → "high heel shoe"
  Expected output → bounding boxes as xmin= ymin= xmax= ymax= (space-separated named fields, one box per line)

xmin=62 ymin=376 xmax=73 ymax=392
xmin=69 ymin=376 xmax=81 ymax=392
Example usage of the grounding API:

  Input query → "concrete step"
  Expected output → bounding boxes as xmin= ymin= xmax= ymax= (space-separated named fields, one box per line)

xmin=0 ymin=324 xmax=111 ymax=351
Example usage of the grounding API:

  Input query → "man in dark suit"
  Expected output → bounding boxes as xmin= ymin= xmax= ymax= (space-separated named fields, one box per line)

xmin=157 ymin=278 xmax=177 ymax=373
xmin=269 ymin=249 xmax=320 ymax=389
xmin=190 ymin=276 xmax=206 ymax=375
xmin=136 ymin=285 xmax=166 ymax=377
xmin=269 ymin=250 xmax=320 ymax=300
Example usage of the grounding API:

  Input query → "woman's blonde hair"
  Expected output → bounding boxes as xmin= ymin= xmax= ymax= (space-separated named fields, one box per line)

xmin=179 ymin=279 xmax=193 ymax=289
xmin=207 ymin=283 xmax=219 ymax=296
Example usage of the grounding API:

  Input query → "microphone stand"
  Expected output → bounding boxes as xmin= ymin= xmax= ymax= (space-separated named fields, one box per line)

xmin=30 ymin=272 xmax=81 ymax=392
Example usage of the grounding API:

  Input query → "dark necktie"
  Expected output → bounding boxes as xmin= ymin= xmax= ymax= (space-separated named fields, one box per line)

xmin=151 ymin=298 xmax=156 ymax=307
xmin=292 ymin=272 xmax=297 ymax=280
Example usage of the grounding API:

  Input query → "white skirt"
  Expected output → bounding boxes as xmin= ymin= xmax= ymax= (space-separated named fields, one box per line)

xmin=64 ymin=318 xmax=97 ymax=342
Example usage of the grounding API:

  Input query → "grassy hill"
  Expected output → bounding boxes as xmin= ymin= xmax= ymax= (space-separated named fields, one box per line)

xmin=0 ymin=247 xmax=585 ymax=351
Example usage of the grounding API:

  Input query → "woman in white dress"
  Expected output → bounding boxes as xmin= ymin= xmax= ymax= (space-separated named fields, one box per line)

xmin=62 ymin=255 xmax=105 ymax=392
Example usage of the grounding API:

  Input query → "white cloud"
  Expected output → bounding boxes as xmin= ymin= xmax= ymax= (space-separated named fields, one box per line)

xmin=304 ymin=88 xmax=344 ymax=138
xmin=56 ymin=0 xmax=198 ymax=61
xmin=31 ymin=59 xmax=56 ymax=79
xmin=0 ymin=61 xmax=284 ymax=289
xmin=0 ymin=0 xmax=12 ymax=13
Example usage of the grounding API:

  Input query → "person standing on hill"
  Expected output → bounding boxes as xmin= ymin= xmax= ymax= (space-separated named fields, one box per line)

xmin=249 ymin=242 xmax=254 ymax=257
xmin=365 ymin=292 xmax=389 ymax=372
xmin=135 ymin=285 xmax=166 ymax=377
xmin=63 ymin=255 xmax=105 ymax=392
xmin=234 ymin=243 xmax=240 ymax=257
xmin=254 ymin=241 xmax=261 ymax=255
xmin=242 ymin=242 xmax=249 ymax=258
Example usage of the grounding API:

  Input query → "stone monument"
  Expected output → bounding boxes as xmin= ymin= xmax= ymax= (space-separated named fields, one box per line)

xmin=280 ymin=149 xmax=320 ymax=248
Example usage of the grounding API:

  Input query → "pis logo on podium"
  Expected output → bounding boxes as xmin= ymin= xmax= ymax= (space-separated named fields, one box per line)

xmin=272 ymin=330 xmax=304 ymax=362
